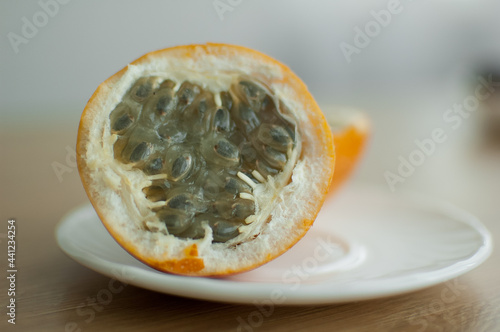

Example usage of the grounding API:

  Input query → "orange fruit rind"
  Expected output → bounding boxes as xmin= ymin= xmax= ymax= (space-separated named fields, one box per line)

xmin=325 ymin=107 xmax=370 ymax=194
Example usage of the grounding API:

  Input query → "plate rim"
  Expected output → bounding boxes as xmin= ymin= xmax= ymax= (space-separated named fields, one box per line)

xmin=55 ymin=186 xmax=493 ymax=305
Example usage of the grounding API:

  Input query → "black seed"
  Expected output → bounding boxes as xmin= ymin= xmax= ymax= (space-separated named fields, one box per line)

xmin=213 ymin=199 xmax=233 ymax=219
xmin=256 ymin=97 xmax=277 ymax=123
xmin=167 ymin=194 xmax=192 ymax=210
xmin=198 ymin=99 xmax=208 ymax=113
xmin=240 ymin=80 xmax=264 ymax=99
xmin=150 ymin=157 xmax=163 ymax=170
xmin=224 ymin=177 xmax=239 ymax=194
xmin=129 ymin=142 xmax=151 ymax=162
xmin=239 ymin=104 xmax=255 ymax=121
xmin=145 ymin=157 xmax=163 ymax=175
xmin=178 ymin=223 xmax=206 ymax=240
xmin=257 ymin=124 xmax=292 ymax=152
xmin=156 ymin=95 xmax=172 ymax=114
xmin=177 ymin=83 xmax=200 ymax=105
xmin=109 ymin=103 xmax=138 ymax=134
xmin=232 ymin=200 xmax=255 ymax=219
xmin=157 ymin=124 xmax=187 ymax=143
xmin=263 ymin=146 xmax=287 ymax=168
xmin=270 ymin=126 xmax=291 ymax=145
xmin=240 ymin=81 xmax=255 ymax=96
xmin=171 ymin=155 xmax=192 ymax=180
xmin=239 ymin=80 xmax=266 ymax=110
xmin=260 ymin=95 xmax=272 ymax=111
xmin=212 ymin=220 xmax=240 ymax=243
xmin=135 ymin=84 xmax=150 ymax=99
xmin=213 ymin=108 xmax=230 ymax=132
xmin=180 ymin=88 xmax=193 ymax=103
xmin=214 ymin=140 xmax=239 ymax=160
xmin=129 ymin=77 xmax=160 ymax=102
xmin=256 ymin=159 xmax=279 ymax=177
xmin=224 ymin=177 xmax=251 ymax=195
xmin=214 ymin=108 xmax=225 ymax=121
xmin=284 ymin=123 xmax=296 ymax=142
xmin=158 ymin=211 xmax=192 ymax=235
xmin=240 ymin=142 xmax=257 ymax=163
xmin=220 ymin=91 xmax=233 ymax=110
xmin=113 ymin=136 xmax=128 ymax=161
xmin=112 ymin=113 xmax=133 ymax=133
xmin=238 ymin=104 xmax=260 ymax=132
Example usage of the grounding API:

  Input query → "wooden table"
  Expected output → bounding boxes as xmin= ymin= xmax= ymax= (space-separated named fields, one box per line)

xmin=1 ymin=126 xmax=499 ymax=332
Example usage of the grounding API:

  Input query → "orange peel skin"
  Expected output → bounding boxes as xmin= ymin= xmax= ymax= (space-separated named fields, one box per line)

xmin=325 ymin=109 xmax=370 ymax=196
xmin=77 ymin=43 xmax=335 ymax=276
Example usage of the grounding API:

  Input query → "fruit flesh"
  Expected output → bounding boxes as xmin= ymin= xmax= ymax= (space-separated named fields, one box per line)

xmin=109 ymin=75 xmax=299 ymax=243
xmin=77 ymin=43 xmax=336 ymax=276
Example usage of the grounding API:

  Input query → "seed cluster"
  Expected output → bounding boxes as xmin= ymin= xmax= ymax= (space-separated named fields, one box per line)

xmin=110 ymin=76 xmax=296 ymax=242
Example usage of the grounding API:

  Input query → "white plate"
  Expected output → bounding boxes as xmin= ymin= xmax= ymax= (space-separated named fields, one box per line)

xmin=56 ymin=185 xmax=493 ymax=305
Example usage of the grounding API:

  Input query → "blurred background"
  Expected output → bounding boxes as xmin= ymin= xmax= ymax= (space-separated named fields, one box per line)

xmin=2 ymin=2 xmax=500 ymax=330
xmin=1 ymin=0 xmax=500 ymax=218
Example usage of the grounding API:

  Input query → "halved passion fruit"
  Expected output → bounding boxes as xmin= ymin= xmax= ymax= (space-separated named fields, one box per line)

xmin=77 ymin=43 xmax=335 ymax=276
